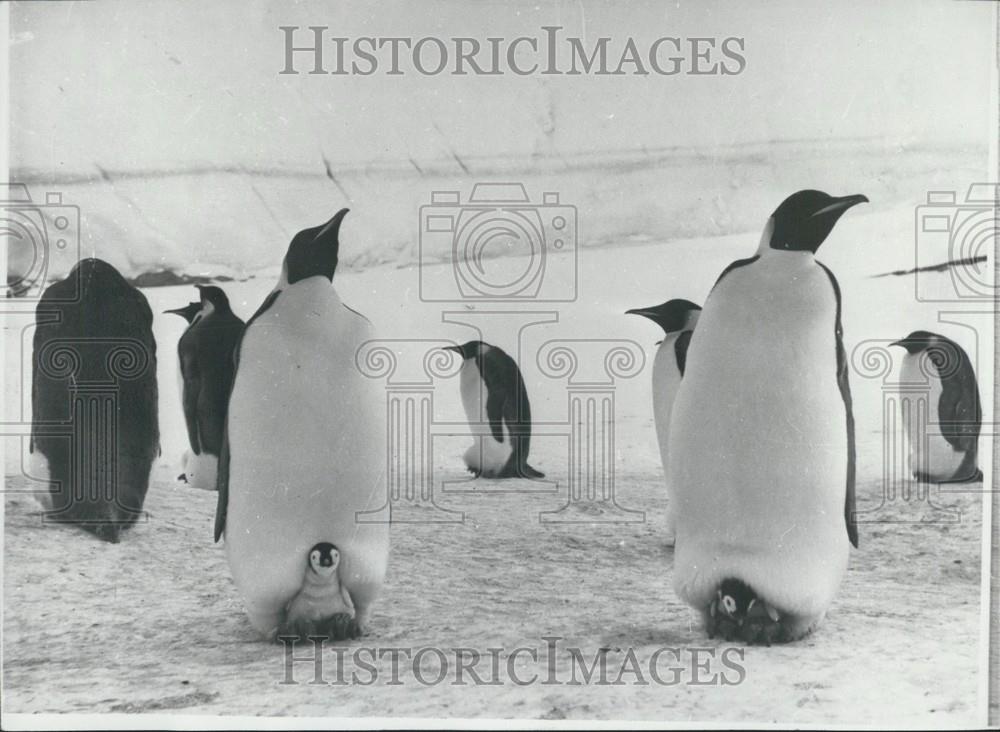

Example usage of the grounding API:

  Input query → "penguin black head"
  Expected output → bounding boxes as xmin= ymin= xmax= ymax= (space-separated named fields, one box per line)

xmin=442 ymin=340 xmax=489 ymax=360
xmin=626 ymin=299 xmax=701 ymax=335
xmin=714 ymin=578 xmax=760 ymax=621
xmin=195 ymin=284 xmax=234 ymax=313
xmin=766 ymin=190 xmax=869 ymax=253
xmin=163 ymin=301 xmax=201 ymax=323
xmin=889 ymin=330 xmax=940 ymax=354
xmin=283 ymin=208 xmax=350 ymax=285
xmin=307 ymin=542 xmax=341 ymax=578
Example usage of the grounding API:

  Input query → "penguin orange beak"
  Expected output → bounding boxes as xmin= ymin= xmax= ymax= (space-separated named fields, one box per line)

xmin=810 ymin=194 xmax=869 ymax=218
xmin=442 ymin=345 xmax=462 ymax=354
xmin=163 ymin=307 xmax=188 ymax=316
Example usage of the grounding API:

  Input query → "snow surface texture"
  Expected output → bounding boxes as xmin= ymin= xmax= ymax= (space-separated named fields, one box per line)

xmin=9 ymin=139 xmax=986 ymax=284
xmin=2 ymin=151 xmax=993 ymax=722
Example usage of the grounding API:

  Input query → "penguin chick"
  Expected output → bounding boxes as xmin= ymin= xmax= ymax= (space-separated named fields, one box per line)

xmin=707 ymin=579 xmax=783 ymax=646
xmin=278 ymin=542 xmax=360 ymax=643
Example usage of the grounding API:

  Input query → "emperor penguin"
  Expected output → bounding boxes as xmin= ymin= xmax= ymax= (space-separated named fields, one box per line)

xmin=626 ymin=299 xmax=702 ymax=545
xmin=215 ymin=208 xmax=389 ymax=641
xmin=165 ymin=285 xmax=243 ymax=490
xmin=668 ymin=190 xmax=866 ymax=643
xmin=30 ymin=258 xmax=159 ymax=543
xmin=891 ymin=330 xmax=982 ymax=483
xmin=443 ymin=340 xmax=544 ymax=480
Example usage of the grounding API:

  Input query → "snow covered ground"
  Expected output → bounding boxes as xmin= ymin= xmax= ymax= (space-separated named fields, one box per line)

xmin=2 ymin=184 xmax=992 ymax=723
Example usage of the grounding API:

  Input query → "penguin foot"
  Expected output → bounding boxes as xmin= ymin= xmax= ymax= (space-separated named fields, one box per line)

xmin=275 ymin=613 xmax=362 ymax=644
xmin=466 ymin=467 xmax=481 ymax=478
xmin=741 ymin=601 xmax=785 ymax=646
xmin=913 ymin=468 xmax=983 ymax=485
xmin=177 ymin=473 xmax=188 ymax=483
xmin=518 ymin=464 xmax=546 ymax=480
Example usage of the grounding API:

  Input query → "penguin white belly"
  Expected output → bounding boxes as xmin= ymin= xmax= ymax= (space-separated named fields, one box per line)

xmin=458 ymin=360 xmax=512 ymax=475
xmin=183 ymin=451 xmax=219 ymax=491
xmin=651 ymin=336 xmax=683 ymax=543
xmin=669 ymin=257 xmax=850 ymax=621
xmin=224 ymin=283 xmax=389 ymax=636
xmin=899 ymin=356 xmax=963 ymax=480
xmin=27 ymin=449 xmax=53 ymax=510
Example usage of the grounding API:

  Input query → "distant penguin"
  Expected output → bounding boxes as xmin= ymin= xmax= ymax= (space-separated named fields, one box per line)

xmin=626 ymin=299 xmax=702 ymax=545
xmin=165 ymin=285 xmax=243 ymax=490
xmin=215 ymin=209 xmax=389 ymax=641
xmin=30 ymin=258 xmax=159 ymax=543
xmin=891 ymin=330 xmax=982 ymax=483
xmin=443 ymin=340 xmax=544 ymax=480
xmin=669 ymin=190 xmax=866 ymax=643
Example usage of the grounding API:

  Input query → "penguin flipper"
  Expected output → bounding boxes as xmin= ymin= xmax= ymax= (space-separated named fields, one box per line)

xmin=819 ymin=262 xmax=859 ymax=550
xmin=214 ymin=290 xmax=279 ymax=542
xmin=520 ymin=464 xmax=545 ymax=480
xmin=937 ymin=355 xmax=982 ymax=453
xmin=484 ymin=389 xmax=507 ymax=444
xmin=213 ymin=425 xmax=229 ymax=542
xmin=674 ymin=329 xmax=694 ymax=376
xmin=180 ymin=351 xmax=202 ymax=455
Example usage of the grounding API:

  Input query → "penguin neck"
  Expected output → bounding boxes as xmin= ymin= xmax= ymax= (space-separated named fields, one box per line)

xmin=277 ymin=276 xmax=341 ymax=307
xmin=192 ymin=300 xmax=215 ymax=324
xmin=300 ymin=569 xmax=341 ymax=597
xmin=683 ymin=309 xmax=700 ymax=331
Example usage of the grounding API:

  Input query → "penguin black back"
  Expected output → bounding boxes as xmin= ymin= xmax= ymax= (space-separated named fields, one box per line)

xmin=31 ymin=258 xmax=159 ymax=542
xmin=176 ymin=285 xmax=244 ymax=457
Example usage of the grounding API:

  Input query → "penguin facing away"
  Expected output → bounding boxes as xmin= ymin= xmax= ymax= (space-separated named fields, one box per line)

xmin=165 ymin=285 xmax=244 ymax=490
xmin=626 ymin=299 xmax=702 ymax=546
xmin=215 ymin=208 xmax=389 ymax=641
xmin=443 ymin=340 xmax=544 ymax=480
xmin=890 ymin=330 xmax=982 ymax=483
xmin=30 ymin=258 xmax=159 ymax=543
xmin=668 ymin=190 xmax=866 ymax=643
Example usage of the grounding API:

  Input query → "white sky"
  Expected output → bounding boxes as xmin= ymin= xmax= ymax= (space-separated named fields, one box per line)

xmin=10 ymin=0 xmax=994 ymax=174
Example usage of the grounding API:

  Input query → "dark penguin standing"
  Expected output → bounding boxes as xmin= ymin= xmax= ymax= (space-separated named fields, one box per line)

xmin=669 ymin=190 xmax=866 ymax=643
xmin=626 ymin=299 xmax=702 ymax=545
xmin=30 ymin=258 xmax=159 ymax=542
xmin=166 ymin=285 xmax=244 ymax=490
xmin=891 ymin=330 xmax=982 ymax=483
xmin=444 ymin=340 xmax=544 ymax=479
